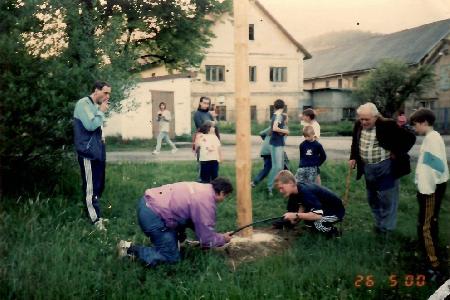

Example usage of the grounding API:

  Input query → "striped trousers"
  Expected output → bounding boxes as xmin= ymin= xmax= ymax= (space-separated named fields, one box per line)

xmin=78 ymin=156 xmax=106 ymax=223
xmin=417 ymin=182 xmax=447 ymax=268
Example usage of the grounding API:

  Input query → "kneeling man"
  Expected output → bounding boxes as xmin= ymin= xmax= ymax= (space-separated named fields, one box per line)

xmin=275 ymin=170 xmax=345 ymax=237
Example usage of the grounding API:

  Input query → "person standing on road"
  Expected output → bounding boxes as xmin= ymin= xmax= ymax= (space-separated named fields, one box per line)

xmin=152 ymin=102 xmax=177 ymax=155
xmin=73 ymin=81 xmax=111 ymax=231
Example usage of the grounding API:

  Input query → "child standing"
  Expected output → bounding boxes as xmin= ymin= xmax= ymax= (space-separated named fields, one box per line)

xmin=195 ymin=121 xmax=222 ymax=183
xmin=295 ymin=126 xmax=326 ymax=184
xmin=300 ymin=108 xmax=320 ymax=138
xmin=410 ymin=108 xmax=448 ymax=280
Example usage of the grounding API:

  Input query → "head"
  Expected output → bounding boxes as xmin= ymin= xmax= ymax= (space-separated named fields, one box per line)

xmin=159 ymin=102 xmax=166 ymax=110
xmin=198 ymin=121 xmax=214 ymax=134
xmin=90 ymin=81 xmax=111 ymax=105
xmin=409 ymin=108 xmax=435 ymax=135
xmin=198 ymin=96 xmax=211 ymax=111
xmin=274 ymin=170 xmax=298 ymax=197
xmin=211 ymin=177 xmax=233 ymax=202
xmin=396 ymin=113 xmax=407 ymax=127
xmin=273 ymin=99 xmax=285 ymax=111
xmin=302 ymin=108 xmax=316 ymax=122
xmin=357 ymin=102 xmax=380 ymax=129
xmin=303 ymin=125 xmax=315 ymax=141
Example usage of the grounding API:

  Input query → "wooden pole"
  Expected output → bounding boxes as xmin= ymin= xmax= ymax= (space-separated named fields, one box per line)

xmin=233 ymin=0 xmax=252 ymax=237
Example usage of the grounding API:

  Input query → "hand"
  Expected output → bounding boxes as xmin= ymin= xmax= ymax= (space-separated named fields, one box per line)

xmin=283 ymin=212 xmax=298 ymax=223
xmin=99 ymin=100 xmax=109 ymax=112
xmin=348 ymin=159 xmax=356 ymax=169
xmin=222 ymin=232 xmax=233 ymax=243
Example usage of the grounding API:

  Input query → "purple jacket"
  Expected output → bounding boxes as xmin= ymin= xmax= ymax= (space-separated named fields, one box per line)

xmin=144 ymin=182 xmax=225 ymax=248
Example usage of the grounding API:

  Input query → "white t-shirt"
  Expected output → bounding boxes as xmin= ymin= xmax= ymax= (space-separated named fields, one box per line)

xmin=158 ymin=110 xmax=171 ymax=132
xmin=198 ymin=133 xmax=221 ymax=161
xmin=301 ymin=120 xmax=321 ymax=139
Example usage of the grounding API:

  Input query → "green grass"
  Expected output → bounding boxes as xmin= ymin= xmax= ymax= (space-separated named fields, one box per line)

xmin=1 ymin=161 xmax=449 ymax=299
xmin=218 ymin=121 xmax=354 ymax=136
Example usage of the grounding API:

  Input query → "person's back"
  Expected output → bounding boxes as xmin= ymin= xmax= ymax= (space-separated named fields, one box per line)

xmin=298 ymin=182 xmax=345 ymax=220
xmin=299 ymin=140 xmax=326 ymax=168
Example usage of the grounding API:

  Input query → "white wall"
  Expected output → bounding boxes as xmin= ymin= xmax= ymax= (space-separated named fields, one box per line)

xmin=103 ymin=77 xmax=192 ymax=139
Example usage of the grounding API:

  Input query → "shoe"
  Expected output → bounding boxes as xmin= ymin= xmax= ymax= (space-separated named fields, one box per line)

xmin=251 ymin=181 xmax=256 ymax=188
xmin=171 ymin=148 xmax=178 ymax=154
xmin=268 ymin=191 xmax=273 ymax=197
xmin=94 ymin=219 xmax=107 ymax=231
xmin=326 ymin=226 xmax=341 ymax=239
xmin=117 ymin=240 xmax=132 ymax=258
xmin=99 ymin=217 xmax=109 ymax=223
xmin=152 ymin=150 xmax=160 ymax=155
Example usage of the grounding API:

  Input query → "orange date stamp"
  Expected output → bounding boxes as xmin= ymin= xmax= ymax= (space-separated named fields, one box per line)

xmin=354 ymin=274 xmax=426 ymax=288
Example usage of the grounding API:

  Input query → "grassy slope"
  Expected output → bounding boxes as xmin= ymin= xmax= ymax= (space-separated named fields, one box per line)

xmin=1 ymin=161 xmax=448 ymax=299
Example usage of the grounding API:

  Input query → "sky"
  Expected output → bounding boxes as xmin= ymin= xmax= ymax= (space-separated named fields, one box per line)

xmin=259 ymin=0 xmax=450 ymax=41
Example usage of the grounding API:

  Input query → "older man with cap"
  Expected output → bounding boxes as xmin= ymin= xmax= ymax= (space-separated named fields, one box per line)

xmin=349 ymin=102 xmax=416 ymax=234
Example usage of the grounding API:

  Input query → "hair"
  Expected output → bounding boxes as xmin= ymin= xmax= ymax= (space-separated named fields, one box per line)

xmin=409 ymin=108 xmax=435 ymax=126
xmin=211 ymin=177 xmax=233 ymax=195
xmin=303 ymin=125 xmax=315 ymax=138
xmin=198 ymin=96 xmax=211 ymax=110
xmin=356 ymin=102 xmax=380 ymax=117
xmin=273 ymin=99 xmax=285 ymax=110
xmin=91 ymin=81 xmax=110 ymax=93
xmin=274 ymin=170 xmax=296 ymax=185
xmin=198 ymin=121 xmax=214 ymax=134
xmin=302 ymin=108 xmax=316 ymax=120
xmin=159 ymin=102 xmax=166 ymax=109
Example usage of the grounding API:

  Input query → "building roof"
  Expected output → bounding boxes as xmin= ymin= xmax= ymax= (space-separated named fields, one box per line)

xmin=304 ymin=18 xmax=450 ymax=80
xmin=255 ymin=0 xmax=312 ymax=60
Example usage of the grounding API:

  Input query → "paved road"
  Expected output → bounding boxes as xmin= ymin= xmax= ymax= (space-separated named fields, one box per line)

xmin=107 ymin=134 xmax=450 ymax=163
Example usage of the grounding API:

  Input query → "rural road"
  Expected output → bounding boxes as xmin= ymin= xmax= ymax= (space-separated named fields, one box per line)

xmin=107 ymin=134 xmax=450 ymax=163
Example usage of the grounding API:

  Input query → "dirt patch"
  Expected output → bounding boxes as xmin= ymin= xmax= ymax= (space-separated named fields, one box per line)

xmin=216 ymin=227 xmax=303 ymax=269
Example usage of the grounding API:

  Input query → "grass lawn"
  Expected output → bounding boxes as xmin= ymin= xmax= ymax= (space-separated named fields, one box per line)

xmin=1 ymin=160 xmax=449 ymax=299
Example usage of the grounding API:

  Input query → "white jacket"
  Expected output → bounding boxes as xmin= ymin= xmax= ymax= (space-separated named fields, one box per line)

xmin=415 ymin=130 xmax=449 ymax=194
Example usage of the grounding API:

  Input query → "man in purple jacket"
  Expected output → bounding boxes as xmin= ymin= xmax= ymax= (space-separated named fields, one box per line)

xmin=117 ymin=177 xmax=233 ymax=266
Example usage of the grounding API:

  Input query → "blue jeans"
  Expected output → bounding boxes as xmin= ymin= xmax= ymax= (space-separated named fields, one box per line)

xmin=253 ymin=155 xmax=272 ymax=185
xmin=155 ymin=131 xmax=176 ymax=152
xmin=364 ymin=159 xmax=399 ymax=232
xmin=267 ymin=145 xmax=284 ymax=191
xmin=131 ymin=197 xmax=180 ymax=266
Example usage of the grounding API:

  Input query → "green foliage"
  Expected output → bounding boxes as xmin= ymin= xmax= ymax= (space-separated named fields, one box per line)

xmin=0 ymin=0 xmax=231 ymax=196
xmin=353 ymin=60 xmax=435 ymax=117
xmin=1 ymin=161 xmax=448 ymax=298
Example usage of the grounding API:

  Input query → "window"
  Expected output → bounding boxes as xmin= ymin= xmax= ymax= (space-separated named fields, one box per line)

xmin=216 ymin=105 xmax=227 ymax=121
xmin=352 ymin=76 xmax=358 ymax=87
xmin=249 ymin=24 xmax=254 ymax=40
xmin=342 ymin=108 xmax=356 ymax=120
xmin=270 ymin=67 xmax=287 ymax=82
xmin=325 ymin=80 xmax=330 ymax=88
xmin=251 ymin=105 xmax=257 ymax=121
xmin=338 ymin=78 xmax=342 ymax=88
xmin=206 ymin=65 xmax=225 ymax=82
xmin=249 ymin=66 xmax=257 ymax=82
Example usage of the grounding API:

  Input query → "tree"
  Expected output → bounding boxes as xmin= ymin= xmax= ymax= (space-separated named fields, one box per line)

xmin=0 ymin=0 xmax=231 ymax=196
xmin=353 ymin=60 xmax=435 ymax=117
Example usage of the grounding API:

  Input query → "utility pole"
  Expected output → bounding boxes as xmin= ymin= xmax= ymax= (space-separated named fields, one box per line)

xmin=233 ymin=0 xmax=252 ymax=237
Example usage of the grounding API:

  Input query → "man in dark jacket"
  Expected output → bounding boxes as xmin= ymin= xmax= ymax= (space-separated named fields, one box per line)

xmin=349 ymin=102 xmax=416 ymax=233
xmin=73 ymin=81 xmax=111 ymax=231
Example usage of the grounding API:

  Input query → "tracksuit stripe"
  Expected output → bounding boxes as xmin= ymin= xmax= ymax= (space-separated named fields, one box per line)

xmin=83 ymin=158 xmax=98 ymax=222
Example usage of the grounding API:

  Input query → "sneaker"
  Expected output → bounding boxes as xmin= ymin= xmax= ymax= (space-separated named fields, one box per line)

xmin=152 ymin=150 xmax=160 ymax=155
xmin=171 ymin=148 xmax=178 ymax=154
xmin=326 ymin=226 xmax=341 ymax=239
xmin=117 ymin=240 xmax=132 ymax=258
xmin=251 ymin=181 xmax=256 ymax=188
xmin=94 ymin=219 xmax=107 ymax=231
xmin=99 ymin=217 xmax=109 ymax=223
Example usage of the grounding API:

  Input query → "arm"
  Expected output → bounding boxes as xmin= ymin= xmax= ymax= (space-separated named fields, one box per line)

xmin=75 ymin=99 xmax=105 ymax=131
xmin=272 ymin=114 xmax=289 ymax=135
xmin=190 ymin=201 xmax=226 ymax=248
xmin=218 ymin=145 xmax=223 ymax=163
xmin=162 ymin=110 xmax=172 ymax=122
xmin=318 ymin=143 xmax=327 ymax=166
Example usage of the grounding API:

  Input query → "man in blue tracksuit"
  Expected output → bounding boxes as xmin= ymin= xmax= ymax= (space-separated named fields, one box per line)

xmin=73 ymin=81 xmax=111 ymax=231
